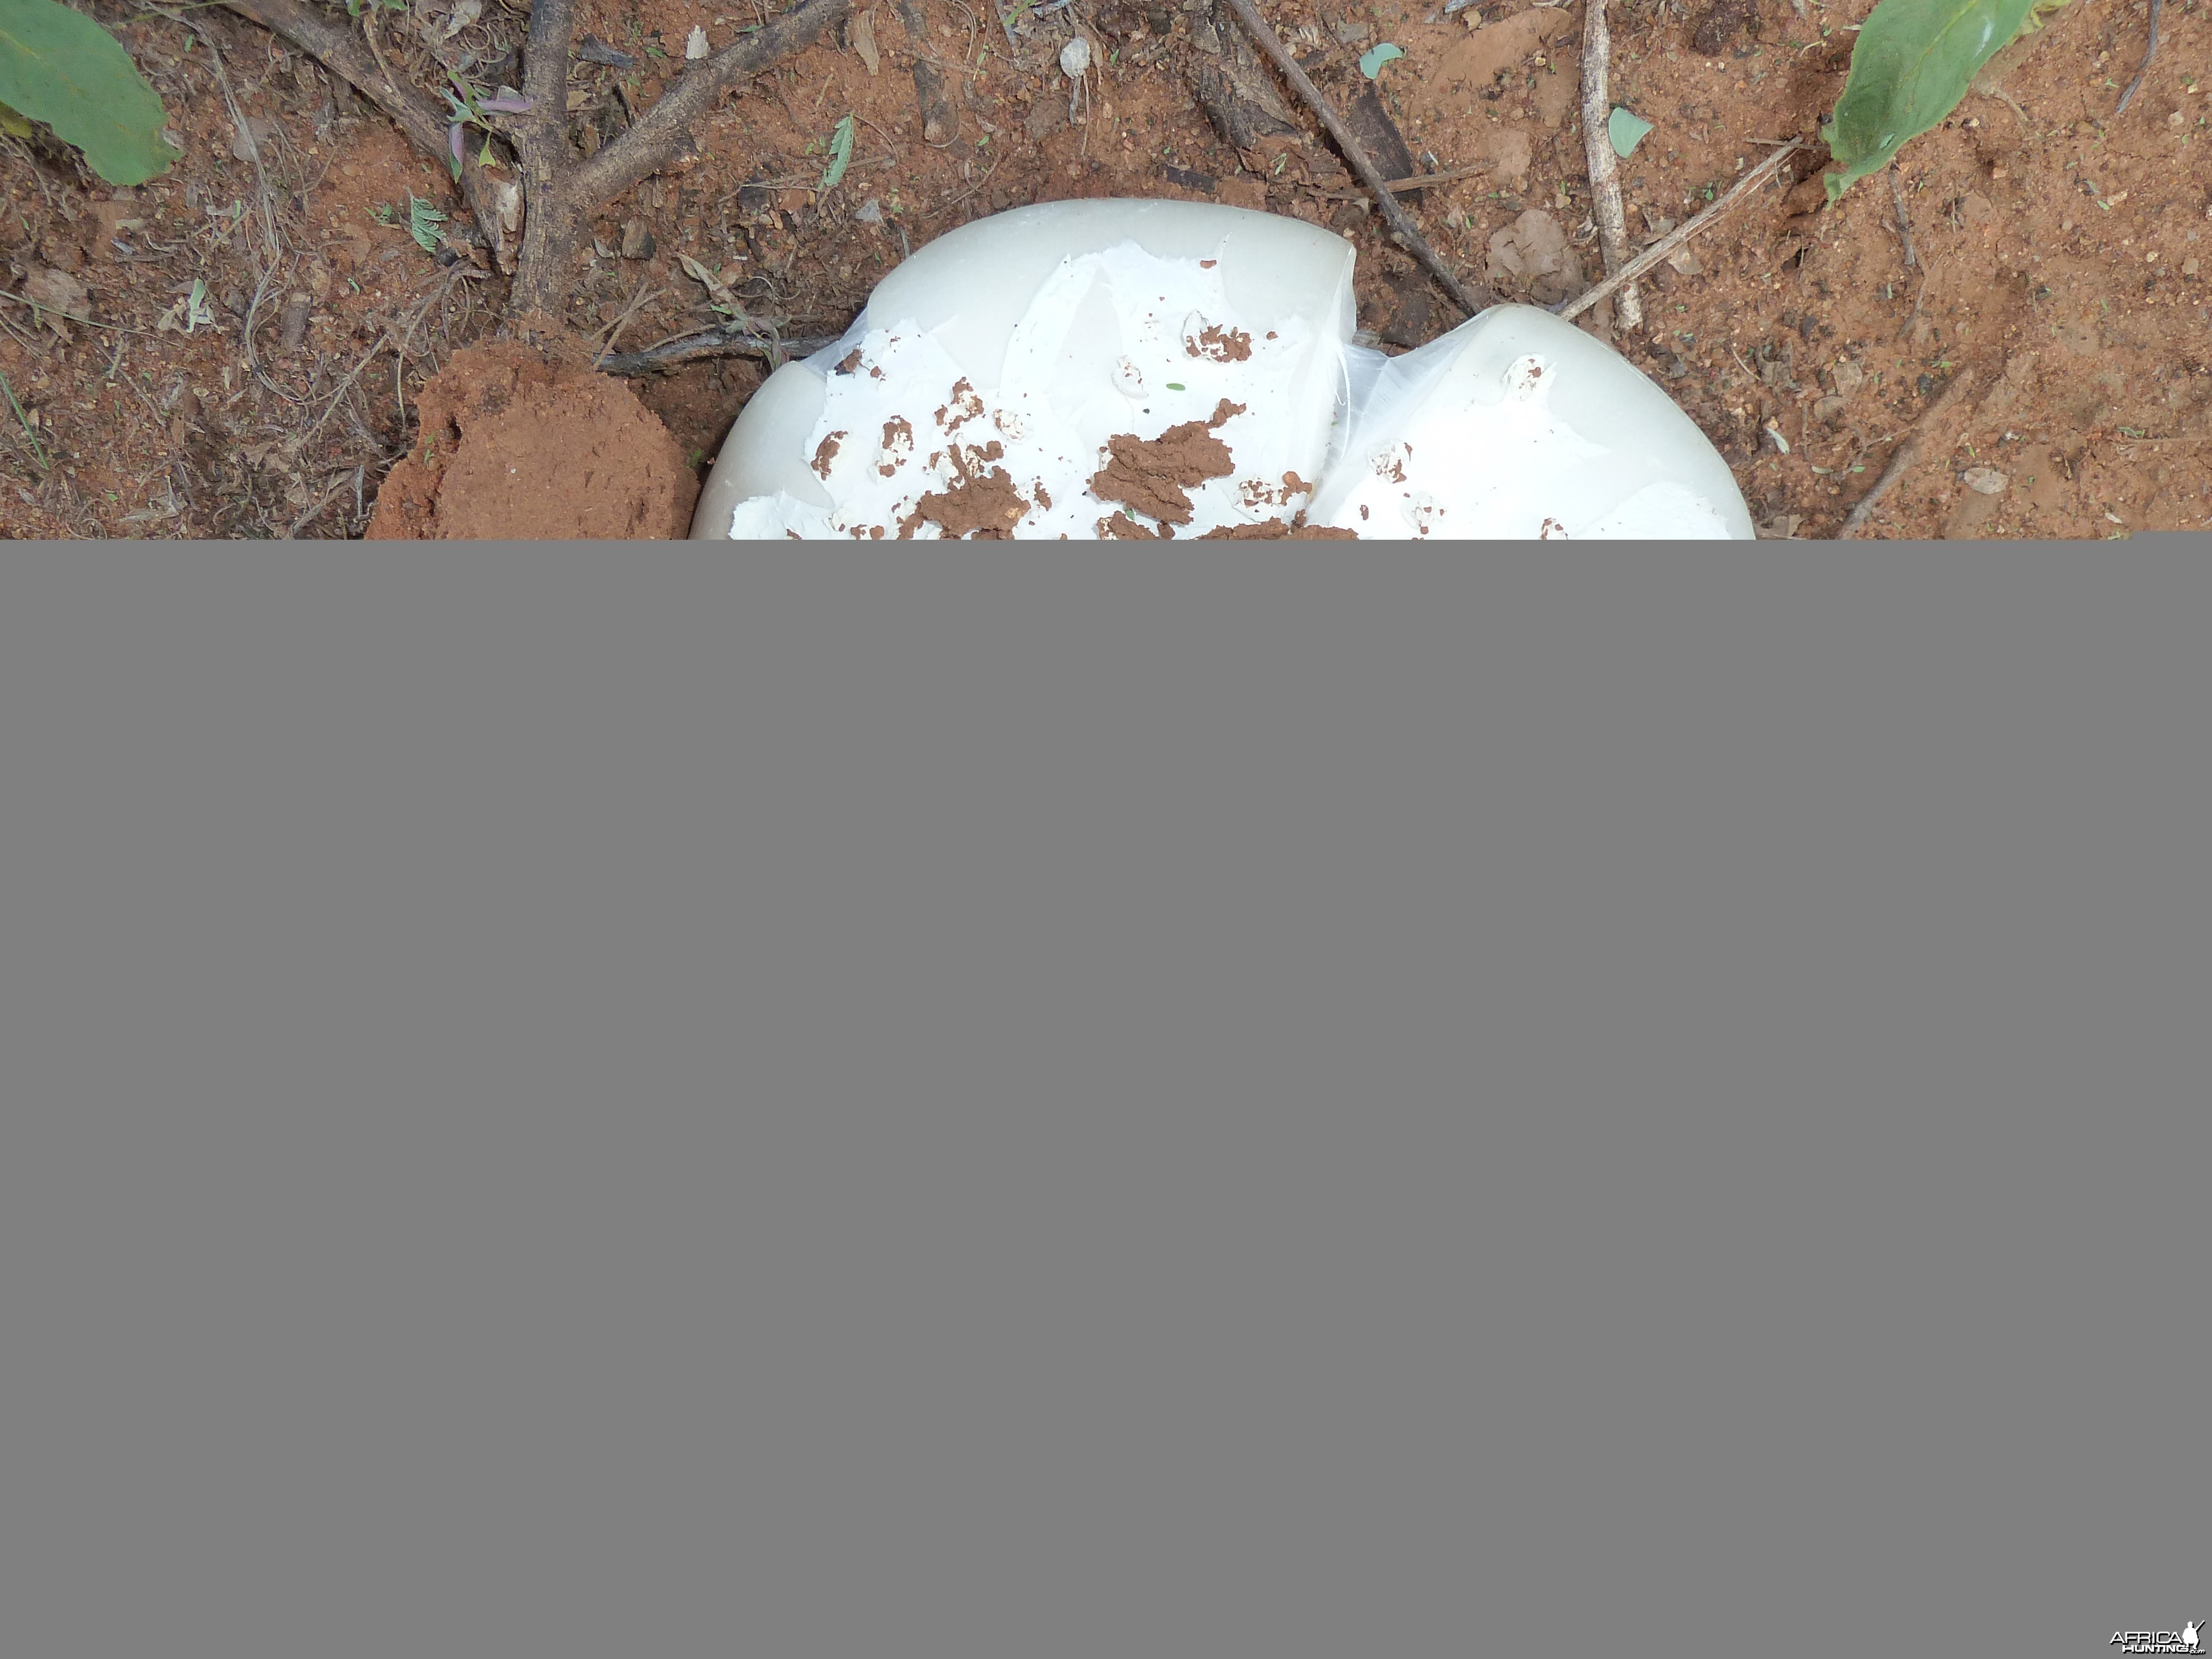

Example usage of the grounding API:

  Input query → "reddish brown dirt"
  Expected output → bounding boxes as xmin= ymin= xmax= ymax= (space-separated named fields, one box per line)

xmin=1198 ymin=518 xmax=1359 ymax=537
xmin=1099 ymin=509 xmax=1166 ymax=537
xmin=2 ymin=0 xmax=2207 ymax=539
xmin=365 ymin=341 xmax=696 ymax=538
xmin=900 ymin=462 xmax=1029 ymax=536
xmin=1088 ymin=397 xmax=1245 ymax=524
xmin=1190 ymin=322 xmax=1254 ymax=362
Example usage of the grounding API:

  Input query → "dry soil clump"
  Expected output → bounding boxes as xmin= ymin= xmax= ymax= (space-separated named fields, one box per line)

xmin=367 ymin=342 xmax=698 ymax=540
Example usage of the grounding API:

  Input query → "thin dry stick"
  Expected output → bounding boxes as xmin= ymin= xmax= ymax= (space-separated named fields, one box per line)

xmin=1310 ymin=160 xmax=1494 ymax=199
xmin=218 ymin=0 xmax=518 ymax=273
xmin=1886 ymin=166 xmax=1919 ymax=270
xmin=509 ymin=0 xmax=856 ymax=318
xmin=597 ymin=328 xmax=841 ymax=376
xmin=0 ymin=291 xmax=151 ymax=335
xmin=1557 ymin=140 xmax=1801 ymax=321
xmin=1306 ymin=0 xmax=1366 ymax=81
xmin=587 ymin=281 xmax=661 ymax=363
xmin=175 ymin=10 xmax=289 ymax=373
xmin=2114 ymin=0 xmax=2163 ymax=116
xmin=221 ymin=0 xmax=852 ymax=310
xmin=1837 ymin=368 xmax=1976 ymax=538
xmin=389 ymin=269 xmax=471 ymax=425
xmin=359 ymin=5 xmax=398 ymax=90
xmin=1900 ymin=254 xmax=1937 ymax=340
xmin=1219 ymin=0 xmax=1491 ymax=318
xmin=179 ymin=14 xmax=281 ymax=267
xmin=1579 ymin=0 xmax=1640 ymax=327
xmin=925 ymin=155 xmax=1003 ymax=219
xmin=286 ymin=468 xmax=359 ymax=537
xmin=299 ymin=283 xmax=440 ymax=451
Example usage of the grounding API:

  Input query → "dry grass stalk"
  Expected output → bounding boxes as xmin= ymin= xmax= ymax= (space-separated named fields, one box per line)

xmin=1556 ymin=140 xmax=1802 ymax=322
xmin=1579 ymin=0 xmax=1640 ymax=328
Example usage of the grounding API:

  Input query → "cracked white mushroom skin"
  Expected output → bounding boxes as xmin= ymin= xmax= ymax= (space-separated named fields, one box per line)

xmin=692 ymin=200 xmax=1752 ymax=540
xmin=1308 ymin=307 xmax=1752 ymax=537
xmin=696 ymin=201 xmax=1357 ymax=539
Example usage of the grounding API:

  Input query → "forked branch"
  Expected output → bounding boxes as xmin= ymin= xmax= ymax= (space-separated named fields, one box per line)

xmin=508 ymin=0 xmax=854 ymax=317
xmin=1218 ymin=0 xmax=1491 ymax=319
xmin=218 ymin=0 xmax=518 ymax=272
xmin=219 ymin=0 xmax=854 ymax=324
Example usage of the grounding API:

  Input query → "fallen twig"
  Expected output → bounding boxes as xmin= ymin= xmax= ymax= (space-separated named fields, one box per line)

xmin=926 ymin=155 xmax=1003 ymax=219
xmin=1837 ymin=368 xmax=1975 ymax=538
xmin=175 ymin=14 xmax=280 ymax=267
xmin=1579 ymin=0 xmax=1639 ymax=327
xmin=1556 ymin=140 xmax=1802 ymax=322
xmin=571 ymin=0 xmax=854 ymax=217
xmin=1900 ymin=254 xmax=1937 ymax=340
xmin=586 ymin=280 xmax=660 ymax=362
xmin=2114 ymin=0 xmax=2163 ymax=116
xmin=286 ymin=467 xmax=362 ymax=538
xmin=221 ymin=0 xmax=853 ymax=319
xmin=2 ymin=368 xmax=48 ymax=472
xmin=511 ymin=0 xmax=855 ymax=319
xmin=389 ymin=268 xmax=470 ymax=426
xmin=298 ymin=270 xmax=465 ymax=451
xmin=1219 ymin=0 xmax=1491 ymax=319
xmin=0 ymin=291 xmax=152 ymax=335
xmin=163 ymin=10 xmax=288 ymax=371
xmin=1886 ymin=166 xmax=1919 ymax=270
xmin=598 ymin=326 xmax=842 ymax=377
xmin=218 ymin=0 xmax=518 ymax=273
xmin=1308 ymin=160 xmax=1494 ymax=200
xmin=298 ymin=333 xmax=390 ymax=454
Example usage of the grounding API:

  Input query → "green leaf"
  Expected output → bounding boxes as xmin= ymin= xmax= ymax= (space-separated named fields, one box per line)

xmin=0 ymin=0 xmax=172 ymax=186
xmin=1357 ymin=41 xmax=1404 ymax=78
xmin=0 ymin=98 xmax=32 ymax=138
xmin=821 ymin=112 xmax=854 ymax=189
xmin=1820 ymin=0 xmax=2048 ymax=204
xmin=408 ymin=194 xmax=446 ymax=254
xmin=1608 ymin=105 xmax=1653 ymax=158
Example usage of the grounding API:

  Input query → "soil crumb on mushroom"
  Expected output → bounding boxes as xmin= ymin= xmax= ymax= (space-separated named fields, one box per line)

xmin=899 ymin=466 xmax=1029 ymax=538
xmin=1187 ymin=324 xmax=1254 ymax=362
xmin=1088 ymin=398 xmax=1248 ymax=527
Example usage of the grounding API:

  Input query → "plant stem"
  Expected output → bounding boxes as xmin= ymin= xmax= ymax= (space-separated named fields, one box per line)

xmin=2 ymin=369 xmax=48 ymax=471
xmin=1219 ymin=0 xmax=1491 ymax=319
xmin=1556 ymin=140 xmax=1801 ymax=322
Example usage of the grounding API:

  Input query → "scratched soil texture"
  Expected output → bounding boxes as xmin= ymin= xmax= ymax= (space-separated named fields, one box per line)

xmin=1 ymin=0 xmax=2205 ymax=538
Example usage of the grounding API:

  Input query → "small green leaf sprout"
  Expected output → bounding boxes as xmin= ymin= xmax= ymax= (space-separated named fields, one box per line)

xmin=408 ymin=195 xmax=447 ymax=254
xmin=821 ymin=113 xmax=856 ymax=189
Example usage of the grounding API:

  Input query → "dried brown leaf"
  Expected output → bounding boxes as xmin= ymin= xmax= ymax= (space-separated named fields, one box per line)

xmin=24 ymin=265 xmax=92 ymax=320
